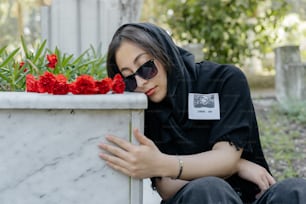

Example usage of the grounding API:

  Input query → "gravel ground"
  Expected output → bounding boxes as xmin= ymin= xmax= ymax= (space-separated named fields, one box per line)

xmin=253 ymin=97 xmax=306 ymax=180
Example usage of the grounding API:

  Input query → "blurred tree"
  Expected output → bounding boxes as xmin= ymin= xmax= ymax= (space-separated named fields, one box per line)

xmin=142 ymin=0 xmax=290 ymax=66
xmin=286 ymin=0 xmax=306 ymax=19
xmin=0 ymin=0 xmax=41 ymax=49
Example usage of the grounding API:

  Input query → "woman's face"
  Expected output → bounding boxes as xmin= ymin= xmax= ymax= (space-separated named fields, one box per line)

xmin=115 ymin=40 xmax=167 ymax=103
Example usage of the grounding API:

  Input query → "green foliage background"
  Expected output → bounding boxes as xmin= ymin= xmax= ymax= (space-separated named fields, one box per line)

xmin=142 ymin=0 xmax=290 ymax=66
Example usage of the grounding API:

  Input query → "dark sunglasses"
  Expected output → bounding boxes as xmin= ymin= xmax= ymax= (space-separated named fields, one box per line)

xmin=123 ymin=59 xmax=158 ymax=91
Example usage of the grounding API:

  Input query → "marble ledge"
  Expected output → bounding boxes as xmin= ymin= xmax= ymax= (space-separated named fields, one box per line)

xmin=0 ymin=92 xmax=148 ymax=110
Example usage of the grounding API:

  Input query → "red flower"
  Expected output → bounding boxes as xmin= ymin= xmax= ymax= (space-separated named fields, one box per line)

xmin=26 ymin=72 xmax=126 ymax=95
xmin=46 ymin=54 xmax=58 ymax=68
xmin=53 ymin=74 xmax=69 ymax=95
xmin=26 ymin=74 xmax=38 ymax=92
xmin=38 ymin=71 xmax=56 ymax=93
xmin=96 ymin=77 xmax=112 ymax=94
xmin=69 ymin=82 xmax=76 ymax=93
xmin=112 ymin=74 xmax=125 ymax=94
xmin=70 ymin=75 xmax=97 ymax=94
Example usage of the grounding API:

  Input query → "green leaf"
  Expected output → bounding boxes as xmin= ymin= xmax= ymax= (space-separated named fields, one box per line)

xmin=72 ymin=49 xmax=89 ymax=65
xmin=0 ymin=48 xmax=20 ymax=67
xmin=62 ymin=54 xmax=74 ymax=67
xmin=0 ymin=46 xmax=8 ymax=55
xmin=0 ymin=71 xmax=10 ymax=82
xmin=33 ymin=40 xmax=47 ymax=64
xmin=20 ymin=35 xmax=30 ymax=59
xmin=78 ymin=59 xmax=101 ymax=69
xmin=26 ymin=59 xmax=39 ymax=74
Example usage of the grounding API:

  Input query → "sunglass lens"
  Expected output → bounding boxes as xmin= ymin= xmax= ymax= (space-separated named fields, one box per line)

xmin=123 ymin=60 xmax=158 ymax=91
xmin=124 ymin=77 xmax=137 ymax=91
xmin=138 ymin=60 xmax=158 ymax=80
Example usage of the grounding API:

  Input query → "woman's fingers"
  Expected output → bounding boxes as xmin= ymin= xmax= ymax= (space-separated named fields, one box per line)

xmin=98 ymin=135 xmax=143 ymax=177
xmin=99 ymin=142 xmax=128 ymax=159
xmin=99 ymin=151 xmax=128 ymax=167
xmin=133 ymin=128 xmax=155 ymax=147
xmin=99 ymin=152 xmax=136 ymax=176
xmin=267 ymin=173 xmax=276 ymax=185
xmin=258 ymin=177 xmax=269 ymax=192
xmin=255 ymin=173 xmax=276 ymax=199
xmin=104 ymin=134 xmax=134 ymax=151
xmin=98 ymin=131 xmax=160 ymax=178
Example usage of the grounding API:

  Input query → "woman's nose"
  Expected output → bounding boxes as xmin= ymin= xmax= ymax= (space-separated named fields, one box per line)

xmin=135 ymin=75 xmax=148 ymax=88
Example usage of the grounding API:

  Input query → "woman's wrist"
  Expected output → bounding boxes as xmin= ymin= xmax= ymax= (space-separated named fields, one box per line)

xmin=236 ymin=158 xmax=247 ymax=174
xmin=158 ymin=154 xmax=182 ymax=178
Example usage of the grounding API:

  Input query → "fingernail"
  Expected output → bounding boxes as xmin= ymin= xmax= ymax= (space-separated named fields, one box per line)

xmin=99 ymin=153 xmax=105 ymax=158
xmin=99 ymin=143 xmax=106 ymax=148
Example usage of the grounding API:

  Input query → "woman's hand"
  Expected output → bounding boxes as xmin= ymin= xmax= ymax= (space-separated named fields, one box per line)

xmin=237 ymin=159 xmax=276 ymax=198
xmin=98 ymin=128 xmax=163 ymax=179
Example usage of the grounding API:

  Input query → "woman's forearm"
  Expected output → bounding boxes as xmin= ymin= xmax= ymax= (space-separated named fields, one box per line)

xmin=155 ymin=142 xmax=242 ymax=200
xmin=159 ymin=141 xmax=242 ymax=180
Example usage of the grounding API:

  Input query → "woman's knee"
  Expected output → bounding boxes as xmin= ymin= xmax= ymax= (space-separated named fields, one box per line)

xmin=273 ymin=178 xmax=306 ymax=192
xmin=162 ymin=177 xmax=243 ymax=204
xmin=267 ymin=178 xmax=306 ymax=203
xmin=186 ymin=176 xmax=231 ymax=193
xmin=184 ymin=177 xmax=242 ymax=201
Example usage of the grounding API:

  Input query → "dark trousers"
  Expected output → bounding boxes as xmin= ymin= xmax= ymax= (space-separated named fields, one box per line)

xmin=161 ymin=177 xmax=306 ymax=204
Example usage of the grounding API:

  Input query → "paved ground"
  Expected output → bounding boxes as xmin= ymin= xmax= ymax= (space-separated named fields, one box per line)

xmin=252 ymin=90 xmax=306 ymax=181
xmin=250 ymin=88 xmax=275 ymax=99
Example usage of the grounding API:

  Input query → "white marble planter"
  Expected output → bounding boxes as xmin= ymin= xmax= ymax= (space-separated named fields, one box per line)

xmin=0 ymin=92 xmax=147 ymax=204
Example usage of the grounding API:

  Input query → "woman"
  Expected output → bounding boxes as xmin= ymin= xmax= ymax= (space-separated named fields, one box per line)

xmin=99 ymin=22 xmax=306 ymax=203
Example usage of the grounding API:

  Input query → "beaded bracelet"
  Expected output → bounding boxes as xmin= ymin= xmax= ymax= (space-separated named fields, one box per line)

xmin=175 ymin=157 xmax=184 ymax=179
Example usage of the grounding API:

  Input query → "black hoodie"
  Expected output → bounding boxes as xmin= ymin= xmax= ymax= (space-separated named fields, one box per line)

xmin=114 ymin=23 xmax=270 ymax=203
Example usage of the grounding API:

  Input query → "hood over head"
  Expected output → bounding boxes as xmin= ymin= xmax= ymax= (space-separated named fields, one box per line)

xmin=108 ymin=23 xmax=198 ymax=154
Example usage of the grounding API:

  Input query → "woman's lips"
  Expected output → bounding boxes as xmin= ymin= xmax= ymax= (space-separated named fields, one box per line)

xmin=145 ymin=87 xmax=156 ymax=96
